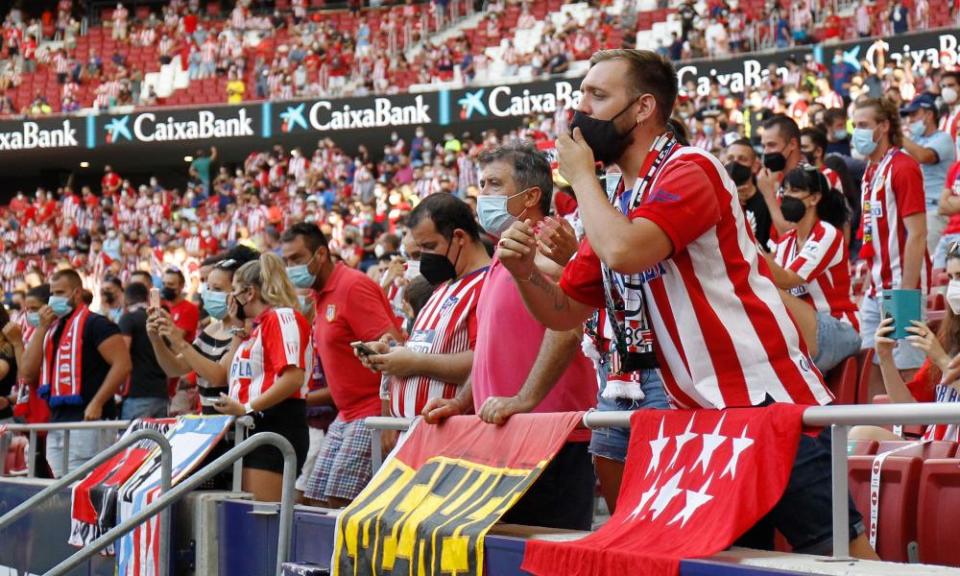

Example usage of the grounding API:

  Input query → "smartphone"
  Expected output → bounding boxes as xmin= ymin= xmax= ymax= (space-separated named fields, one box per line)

xmin=351 ymin=341 xmax=378 ymax=357
xmin=200 ymin=396 xmax=219 ymax=407
xmin=149 ymin=288 xmax=161 ymax=308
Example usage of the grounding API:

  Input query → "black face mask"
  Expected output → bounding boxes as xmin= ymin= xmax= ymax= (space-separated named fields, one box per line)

xmin=233 ymin=292 xmax=248 ymax=321
xmin=420 ymin=238 xmax=460 ymax=285
xmin=570 ymin=99 xmax=640 ymax=165
xmin=161 ymin=287 xmax=178 ymax=301
xmin=762 ymin=151 xmax=787 ymax=172
xmin=726 ymin=161 xmax=753 ymax=187
xmin=780 ymin=196 xmax=808 ymax=223
xmin=803 ymin=152 xmax=818 ymax=166
xmin=102 ymin=293 xmax=116 ymax=306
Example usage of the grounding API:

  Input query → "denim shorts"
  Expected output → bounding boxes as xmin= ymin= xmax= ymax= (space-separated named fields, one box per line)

xmin=589 ymin=366 xmax=670 ymax=462
xmin=735 ymin=426 xmax=865 ymax=553
xmin=812 ymin=312 xmax=862 ymax=374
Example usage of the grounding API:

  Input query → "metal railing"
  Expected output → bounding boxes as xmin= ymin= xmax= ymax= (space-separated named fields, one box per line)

xmin=0 ymin=420 xmax=132 ymax=478
xmin=44 ymin=431 xmax=297 ymax=576
xmin=366 ymin=402 xmax=960 ymax=561
xmin=0 ymin=428 xmax=173 ymax=576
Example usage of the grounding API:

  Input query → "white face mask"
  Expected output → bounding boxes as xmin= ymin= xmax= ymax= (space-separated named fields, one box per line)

xmin=948 ymin=279 xmax=960 ymax=315
xmin=942 ymin=87 xmax=959 ymax=106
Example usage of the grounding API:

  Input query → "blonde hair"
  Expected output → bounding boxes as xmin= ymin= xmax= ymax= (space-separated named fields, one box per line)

xmin=235 ymin=253 xmax=299 ymax=310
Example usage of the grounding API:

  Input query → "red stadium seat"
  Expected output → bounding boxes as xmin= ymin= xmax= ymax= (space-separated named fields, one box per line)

xmin=872 ymin=395 xmax=926 ymax=438
xmin=825 ymin=355 xmax=858 ymax=405
xmin=856 ymin=348 xmax=874 ymax=404
xmin=850 ymin=440 xmax=878 ymax=456
xmin=848 ymin=455 xmax=922 ymax=562
xmin=877 ymin=441 xmax=957 ymax=459
xmin=918 ymin=459 xmax=960 ymax=566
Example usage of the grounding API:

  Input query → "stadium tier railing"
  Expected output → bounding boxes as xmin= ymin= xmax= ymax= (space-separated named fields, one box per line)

xmin=365 ymin=402 xmax=960 ymax=560
xmin=0 ymin=427 xmax=173 ymax=576
xmin=0 ymin=416 xmax=253 ymax=481
xmin=43 ymin=431 xmax=296 ymax=576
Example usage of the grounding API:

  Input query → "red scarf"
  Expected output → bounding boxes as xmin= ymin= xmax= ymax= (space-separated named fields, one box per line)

xmin=39 ymin=305 xmax=90 ymax=407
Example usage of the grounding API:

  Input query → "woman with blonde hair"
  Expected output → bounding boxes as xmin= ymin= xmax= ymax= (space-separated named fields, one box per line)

xmin=203 ymin=252 xmax=311 ymax=501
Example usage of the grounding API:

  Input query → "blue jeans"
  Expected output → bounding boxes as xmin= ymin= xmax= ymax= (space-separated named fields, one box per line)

xmin=812 ymin=312 xmax=861 ymax=374
xmin=46 ymin=428 xmax=112 ymax=478
xmin=589 ymin=365 xmax=670 ymax=462
xmin=120 ymin=397 xmax=169 ymax=420
xmin=934 ymin=233 xmax=960 ymax=269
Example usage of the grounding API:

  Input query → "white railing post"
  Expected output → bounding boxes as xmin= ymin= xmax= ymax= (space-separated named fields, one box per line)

xmin=830 ymin=424 xmax=850 ymax=560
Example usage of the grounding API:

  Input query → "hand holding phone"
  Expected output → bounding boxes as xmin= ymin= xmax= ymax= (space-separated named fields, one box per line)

xmin=351 ymin=341 xmax=378 ymax=357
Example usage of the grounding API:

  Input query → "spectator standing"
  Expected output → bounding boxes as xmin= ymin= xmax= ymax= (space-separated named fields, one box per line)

xmin=111 ymin=2 xmax=128 ymax=41
xmin=900 ymin=93 xmax=957 ymax=255
xmin=424 ymin=144 xmax=598 ymax=529
xmin=190 ymin=146 xmax=217 ymax=197
xmin=939 ymin=72 xmax=960 ymax=162
xmin=499 ymin=49 xmax=873 ymax=558
xmin=281 ymin=223 xmax=401 ymax=508
xmin=162 ymin=268 xmax=200 ymax=343
xmin=725 ymin=139 xmax=773 ymax=251
xmin=854 ymin=97 xmax=929 ymax=394
xmin=0 ymin=305 xmax=19 ymax=424
xmin=20 ymin=270 xmax=131 ymax=478
xmin=362 ymin=193 xmax=489 ymax=419
xmin=213 ymin=255 xmax=312 ymax=502
xmin=890 ymin=0 xmax=910 ymax=34
xmin=758 ymin=115 xmax=805 ymax=236
xmin=118 ymin=282 xmax=168 ymax=418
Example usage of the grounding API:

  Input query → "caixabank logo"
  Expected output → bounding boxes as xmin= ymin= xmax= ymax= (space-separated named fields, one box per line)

xmin=279 ymin=95 xmax=432 ymax=133
xmin=0 ymin=119 xmax=79 ymax=150
xmin=103 ymin=108 xmax=255 ymax=144
xmin=454 ymin=80 xmax=582 ymax=121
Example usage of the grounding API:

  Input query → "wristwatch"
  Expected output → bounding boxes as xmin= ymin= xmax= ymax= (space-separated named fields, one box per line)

xmin=229 ymin=327 xmax=248 ymax=339
xmin=243 ymin=401 xmax=256 ymax=415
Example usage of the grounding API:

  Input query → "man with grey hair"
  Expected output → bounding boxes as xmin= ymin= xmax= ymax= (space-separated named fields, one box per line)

xmin=421 ymin=142 xmax=598 ymax=530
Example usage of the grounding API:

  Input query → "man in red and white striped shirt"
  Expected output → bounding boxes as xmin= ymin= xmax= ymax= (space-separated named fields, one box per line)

xmin=359 ymin=194 xmax=490 ymax=419
xmin=853 ymin=97 xmax=930 ymax=391
xmin=499 ymin=49 xmax=876 ymax=558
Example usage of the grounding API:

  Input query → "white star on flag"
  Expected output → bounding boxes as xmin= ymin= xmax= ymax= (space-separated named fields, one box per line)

xmin=667 ymin=416 xmax=698 ymax=469
xmin=692 ymin=415 xmax=727 ymax=474
xmin=668 ymin=475 xmax=715 ymax=528
xmin=628 ymin=471 xmax=663 ymax=522
xmin=646 ymin=419 xmax=669 ymax=478
xmin=721 ymin=425 xmax=754 ymax=479
xmin=649 ymin=468 xmax=685 ymax=520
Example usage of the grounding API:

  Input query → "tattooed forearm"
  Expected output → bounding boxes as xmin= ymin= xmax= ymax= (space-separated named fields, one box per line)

xmin=529 ymin=271 xmax=570 ymax=311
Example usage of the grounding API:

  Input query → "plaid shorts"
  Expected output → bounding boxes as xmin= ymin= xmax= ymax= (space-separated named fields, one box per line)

xmin=304 ymin=415 xmax=373 ymax=502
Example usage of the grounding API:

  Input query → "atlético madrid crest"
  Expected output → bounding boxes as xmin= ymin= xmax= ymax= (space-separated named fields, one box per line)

xmin=325 ymin=304 xmax=336 ymax=322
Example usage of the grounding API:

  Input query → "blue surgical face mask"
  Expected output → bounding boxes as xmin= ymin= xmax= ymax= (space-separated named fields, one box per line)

xmin=833 ymin=128 xmax=848 ymax=141
xmin=909 ymin=119 xmax=926 ymax=139
xmin=48 ymin=295 xmax=73 ymax=318
xmin=286 ymin=257 xmax=316 ymax=289
xmin=477 ymin=189 xmax=530 ymax=237
xmin=852 ymin=127 xmax=878 ymax=156
xmin=202 ymin=290 xmax=229 ymax=320
xmin=26 ymin=311 xmax=40 ymax=327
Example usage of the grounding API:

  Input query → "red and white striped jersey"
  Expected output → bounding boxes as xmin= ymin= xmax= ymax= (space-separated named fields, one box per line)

xmin=229 ymin=307 xmax=313 ymax=404
xmin=54 ymin=52 xmax=70 ymax=74
xmin=822 ymin=166 xmax=844 ymax=195
xmin=940 ymin=107 xmax=960 ymax=160
xmin=200 ymin=39 xmax=217 ymax=63
xmin=861 ymin=148 xmax=929 ymax=297
xmin=561 ymin=145 xmax=832 ymax=410
xmin=246 ymin=205 xmax=268 ymax=235
xmin=774 ymin=220 xmax=859 ymax=330
xmin=387 ymin=266 xmax=487 ymax=417
xmin=230 ymin=6 xmax=247 ymax=29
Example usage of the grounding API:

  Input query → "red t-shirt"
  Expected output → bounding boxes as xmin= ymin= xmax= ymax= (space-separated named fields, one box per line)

xmin=167 ymin=299 xmax=200 ymax=343
xmin=312 ymin=263 xmax=400 ymax=421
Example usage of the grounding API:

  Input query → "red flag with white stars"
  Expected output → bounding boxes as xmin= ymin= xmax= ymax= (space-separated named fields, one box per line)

xmin=522 ymin=404 xmax=808 ymax=576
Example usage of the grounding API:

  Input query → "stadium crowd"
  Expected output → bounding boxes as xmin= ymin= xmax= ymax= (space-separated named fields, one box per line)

xmin=1 ymin=0 xmax=955 ymax=116
xmin=3 ymin=0 xmax=960 ymax=559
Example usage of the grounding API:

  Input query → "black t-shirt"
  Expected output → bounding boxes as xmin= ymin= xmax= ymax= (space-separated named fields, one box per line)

xmin=118 ymin=307 xmax=168 ymax=399
xmin=49 ymin=312 xmax=120 ymax=422
xmin=743 ymin=190 xmax=773 ymax=253
xmin=0 ymin=350 xmax=16 ymax=420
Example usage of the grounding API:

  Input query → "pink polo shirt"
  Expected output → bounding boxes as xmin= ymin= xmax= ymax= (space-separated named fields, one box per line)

xmin=471 ymin=258 xmax=596 ymax=442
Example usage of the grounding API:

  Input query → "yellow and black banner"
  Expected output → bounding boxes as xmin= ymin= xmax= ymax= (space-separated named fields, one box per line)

xmin=332 ymin=413 xmax=583 ymax=576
